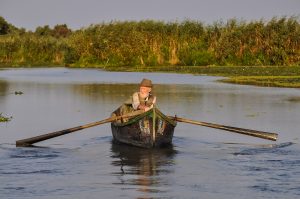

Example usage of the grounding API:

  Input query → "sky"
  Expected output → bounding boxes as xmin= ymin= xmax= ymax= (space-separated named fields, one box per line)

xmin=0 ymin=0 xmax=299 ymax=30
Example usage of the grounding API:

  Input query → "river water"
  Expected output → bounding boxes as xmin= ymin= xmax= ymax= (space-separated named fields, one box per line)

xmin=0 ymin=68 xmax=299 ymax=199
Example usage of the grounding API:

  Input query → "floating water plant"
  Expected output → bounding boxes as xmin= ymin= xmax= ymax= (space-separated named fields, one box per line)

xmin=0 ymin=113 xmax=12 ymax=122
xmin=14 ymin=91 xmax=24 ymax=95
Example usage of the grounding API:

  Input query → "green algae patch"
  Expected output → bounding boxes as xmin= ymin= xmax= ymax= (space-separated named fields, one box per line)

xmin=0 ymin=113 xmax=12 ymax=122
xmin=221 ymin=76 xmax=300 ymax=88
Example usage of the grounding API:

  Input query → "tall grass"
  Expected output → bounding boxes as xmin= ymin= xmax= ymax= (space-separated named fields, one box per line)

xmin=0 ymin=17 xmax=299 ymax=67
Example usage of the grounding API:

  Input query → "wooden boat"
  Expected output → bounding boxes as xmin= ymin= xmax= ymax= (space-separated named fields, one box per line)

xmin=111 ymin=106 xmax=177 ymax=148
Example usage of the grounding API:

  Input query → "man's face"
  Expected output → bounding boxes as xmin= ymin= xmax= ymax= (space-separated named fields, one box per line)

xmin=140 ymin=86 xmax=151 ymax=96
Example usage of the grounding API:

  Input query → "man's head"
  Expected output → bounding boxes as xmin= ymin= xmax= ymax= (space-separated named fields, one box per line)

xmin=139 ymin=78 xmax=152 ymax=97
xmin=140 ymin=78 xmax=152 ymax=88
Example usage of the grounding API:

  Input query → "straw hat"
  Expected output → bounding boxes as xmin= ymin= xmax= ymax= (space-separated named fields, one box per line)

xmin=140 ymin=78 xmax=153 ymax=88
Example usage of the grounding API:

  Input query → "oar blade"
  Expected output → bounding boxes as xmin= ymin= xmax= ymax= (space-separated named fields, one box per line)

xmin=170 ymin=116 xmax=278 ymax=141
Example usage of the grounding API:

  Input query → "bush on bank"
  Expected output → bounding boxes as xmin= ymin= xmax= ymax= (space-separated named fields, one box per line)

xmin=0 ymin=16 xmax=300 ymax=68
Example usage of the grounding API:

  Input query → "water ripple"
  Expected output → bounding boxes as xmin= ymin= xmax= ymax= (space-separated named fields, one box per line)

xmin=233 ymin=142 xmax=294 ymax=156
xmin=11 ymin=149 xmax=60 ymax=160
xmin=0 ymin=169 xmax=58 ymax=175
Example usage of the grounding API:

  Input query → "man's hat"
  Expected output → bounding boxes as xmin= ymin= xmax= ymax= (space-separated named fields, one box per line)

xmin=140 ymin=78 xmax=153 ymax=88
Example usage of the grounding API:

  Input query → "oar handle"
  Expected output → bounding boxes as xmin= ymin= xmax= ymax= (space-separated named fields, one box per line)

xmin=16 ymin=110 xmax=144 ymax=147
xmin=170 ymin=116 xmax=278 ymax=141
xmin=16 ymin=118 xmax=113 ymax=147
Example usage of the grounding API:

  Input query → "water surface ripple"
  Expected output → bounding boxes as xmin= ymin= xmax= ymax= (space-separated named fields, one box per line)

xmin=1 ymin=68 xmax=300 ymax=199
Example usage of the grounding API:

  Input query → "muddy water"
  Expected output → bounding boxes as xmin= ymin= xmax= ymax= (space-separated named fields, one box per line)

xmin=0 ymin=68 xmax=299 ymax=199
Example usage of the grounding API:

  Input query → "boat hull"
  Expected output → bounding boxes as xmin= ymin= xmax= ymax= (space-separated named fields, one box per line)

xmin=111 ymin=107 xmax=176 ymax=148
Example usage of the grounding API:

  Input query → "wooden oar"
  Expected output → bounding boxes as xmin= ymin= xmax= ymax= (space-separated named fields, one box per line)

xmin=169 ymin=116 xmax=278 ymax=141
xmin=16 ymin=110 xmax=144 ymax=147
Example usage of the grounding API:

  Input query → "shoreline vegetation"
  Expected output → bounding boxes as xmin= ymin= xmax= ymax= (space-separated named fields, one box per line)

xmin=103 ymin=65 xmax=300 ymax=88
xmin=0 ymin=16 xmax=300 ymax=88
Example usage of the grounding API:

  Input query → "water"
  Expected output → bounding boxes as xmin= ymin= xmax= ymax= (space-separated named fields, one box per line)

xmin=0 ymin=68 xmax=299 ymax=199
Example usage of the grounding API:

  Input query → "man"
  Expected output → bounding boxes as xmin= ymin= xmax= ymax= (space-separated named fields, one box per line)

xmin=132 ymin=78 xmax=156 ymax=112
xmin=112 ymin=78 xmax=156 ymax=122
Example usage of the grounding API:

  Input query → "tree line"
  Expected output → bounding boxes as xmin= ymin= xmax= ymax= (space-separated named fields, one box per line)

xmin=0 ymin=16 xmax=299 ymax=67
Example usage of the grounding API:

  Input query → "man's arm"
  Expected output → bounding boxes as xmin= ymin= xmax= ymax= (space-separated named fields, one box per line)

xmin=132 ymin=92 xmax=140 ymax=110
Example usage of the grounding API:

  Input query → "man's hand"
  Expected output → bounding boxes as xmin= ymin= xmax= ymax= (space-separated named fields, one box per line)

xmin=152 ymin=96 xmax=156 ymax=104
xmin=138 ymin=104 xmax=151 ymax=112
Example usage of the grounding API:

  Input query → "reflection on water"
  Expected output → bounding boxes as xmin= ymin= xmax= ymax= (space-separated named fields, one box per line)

xmin=0 ymin=79 xmax=206 ymax=145
xmin=1 ymin=68 xmax=300 ymax=199
xmin=0 ymin=80 xmax=8 ymax=93
xmin=71 ymin=83 xmax=204 ymax=113
xmin=73 ymin=84 xmax=202 ymax=103
xmin=110 ymin=142 xmax=177 ymax=197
